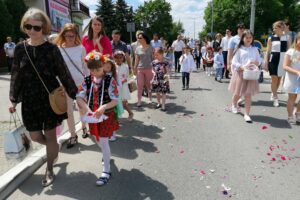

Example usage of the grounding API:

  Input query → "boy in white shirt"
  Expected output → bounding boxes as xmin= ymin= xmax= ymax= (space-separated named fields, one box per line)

xmin=179 ymin=46 xmax=196 ymax=90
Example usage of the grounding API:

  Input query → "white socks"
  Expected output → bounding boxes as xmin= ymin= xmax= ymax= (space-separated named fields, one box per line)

xmin=96 ymin=137 xmax=111 ymax=172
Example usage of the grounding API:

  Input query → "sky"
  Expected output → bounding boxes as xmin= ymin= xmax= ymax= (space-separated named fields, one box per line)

xmin=80 ymin=0 xmax=210 ymax=39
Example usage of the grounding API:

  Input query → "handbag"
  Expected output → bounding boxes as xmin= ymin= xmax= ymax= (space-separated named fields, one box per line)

xmin=24 ymin=42 xmax=67 ymax=115
xmin=243 ymin=64 xmax=261 ymax=80
xmin=4 ymin=113 xmax=31 ymax=154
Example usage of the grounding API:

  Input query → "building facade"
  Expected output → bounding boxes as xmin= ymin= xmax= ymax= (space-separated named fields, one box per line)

xmin=24 ymin=0 xmax=90 ymax=35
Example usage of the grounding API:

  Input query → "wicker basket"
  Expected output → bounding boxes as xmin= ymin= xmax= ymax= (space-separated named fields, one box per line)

xmin=243 ymin=64 xmax=260 ymax=80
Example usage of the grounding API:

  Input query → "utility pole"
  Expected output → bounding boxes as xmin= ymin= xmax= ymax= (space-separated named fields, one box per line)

xmin=211 ymin=0 xmax=214 ymax=36
xmin=250 ymin=0 xmax=256 ymax=33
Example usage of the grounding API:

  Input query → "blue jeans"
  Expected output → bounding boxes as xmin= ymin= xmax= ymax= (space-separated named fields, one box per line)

xmin=215 ymin=68 xmax=223 ymax=80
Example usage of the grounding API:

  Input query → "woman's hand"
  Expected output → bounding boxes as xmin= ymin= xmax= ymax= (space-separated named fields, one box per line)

xmin=8 ymin=103 xmax=16 ymax=113
xmin=263 ymin=62 xmax=269 ymax=72
xmin=94 ymin=105 xmax=106 ymax=119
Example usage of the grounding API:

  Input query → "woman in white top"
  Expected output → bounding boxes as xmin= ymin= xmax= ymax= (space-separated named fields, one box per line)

xmin=283 ymin=32 xmax=300 ymax=124
xmin=55 ymin=23 xmax=90 ymax=148
xmin=228 ymin=30 xmax=262 ymax=123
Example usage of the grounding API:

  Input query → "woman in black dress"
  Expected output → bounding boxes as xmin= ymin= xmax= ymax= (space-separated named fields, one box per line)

xmin=9 ymin=8 xmax=77 ymax=187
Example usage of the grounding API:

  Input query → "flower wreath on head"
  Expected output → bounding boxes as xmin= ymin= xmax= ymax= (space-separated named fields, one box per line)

xmin=84 ymin=51 xmax=111 ymax=63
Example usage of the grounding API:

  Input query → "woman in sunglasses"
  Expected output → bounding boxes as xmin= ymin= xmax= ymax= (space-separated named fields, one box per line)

xmin=9 ymin=8 xmax=77 ymax=187
xmin=82 ymin=16 xmax=112 ymax=56
xmin=55 ymin=23 xmax=90 ymax=147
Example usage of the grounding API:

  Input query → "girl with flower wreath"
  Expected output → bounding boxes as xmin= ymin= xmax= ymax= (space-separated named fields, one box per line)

xmin=76 ymin=51 xmax=119 ymax=186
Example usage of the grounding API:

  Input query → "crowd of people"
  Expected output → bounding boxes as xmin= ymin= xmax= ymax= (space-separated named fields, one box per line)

xmin=7 ymin=7 xmax=300 ymax=189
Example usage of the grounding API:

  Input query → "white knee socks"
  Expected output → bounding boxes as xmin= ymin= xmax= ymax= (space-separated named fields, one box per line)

xmin=96 ymin=137 xmax=111 ymax=173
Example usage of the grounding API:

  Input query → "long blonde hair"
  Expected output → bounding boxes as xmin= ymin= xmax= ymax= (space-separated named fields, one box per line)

xmin=54 ymin=23 xmax=81 ymax=47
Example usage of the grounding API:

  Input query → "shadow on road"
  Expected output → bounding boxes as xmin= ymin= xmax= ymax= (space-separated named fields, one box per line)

xmin=18 ymin=161 xmax=174 ymax=200
xmin=251 ymin=115 xmax=292 ymax=129
xmin=252 ymin=100 xmax=287 ymax=107
xmin=187 ymin=87 xmax=212 ymax=91
xmin=61 ymin=118 xmax=162 ymax=160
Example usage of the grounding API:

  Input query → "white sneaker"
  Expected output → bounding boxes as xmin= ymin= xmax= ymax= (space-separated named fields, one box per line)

xmin=244 ymin=115 xmax=252 ymax=123
xmin=273 ymin=99 xmax=279 ymax=107
xmin=270 ymin=94 xmax=274 ymax=101
xmin=231 ymin=106 xmax=238 ymax=114
xmin=237 ymin=98 xmax=244 ymax=106
xmin=295 ymin=112 xmax=300 ymax=123
xmin=287 ymin=117 xmax=296 ymax=124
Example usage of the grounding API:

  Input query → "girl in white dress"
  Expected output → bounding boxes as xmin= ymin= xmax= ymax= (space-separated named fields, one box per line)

xmin=114 ymin=51 xmax=134 ymax=121
xmin=283 ymin=32 xmax=300 ymax=124
xmin=228 ymin=30 xmax=262 ymax=123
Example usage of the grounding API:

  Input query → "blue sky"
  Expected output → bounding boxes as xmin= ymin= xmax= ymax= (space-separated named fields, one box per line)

xmin=81 ymin=0 xmax=209 ymax=38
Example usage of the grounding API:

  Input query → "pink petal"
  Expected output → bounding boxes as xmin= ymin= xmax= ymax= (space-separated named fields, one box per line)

xmin=200 ymin=170 xmax=206 ymax=175
xmin=271 ymin=158 xmax=276 ymax=161
xmin=290 ymin=148 xmax=296 ymax=152
xmin=281 ymin=156 xmax=286 ymax=161
xmin=288 ymin=156 xmax=292 ymax=160
xmin=282 ymin=139 xmax=288 ymax=144
xmin=269 ymin=145 xmax=275 ymax=151
xmin=180 ymin=150 xmax=185 ymax=154
xmin=267 ymin=153 xmax=271 ymax=156
xmin=262 ymin=125 xmax=268 ymax=130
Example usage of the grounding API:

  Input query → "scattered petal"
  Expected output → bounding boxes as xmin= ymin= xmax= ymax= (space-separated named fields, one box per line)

xmin=282 ymin=139 xmax=288 ymax=144
xmin=222 ymin=190 xmax=228 ymax=195
xmin=280 ymin=156 xmax=286 ymax=161
xmin=200 ymin=114 xmax=204 ymax=116
xmin=221 ymin=183 xmax=231 ymax=191
xmin=162 ymin=127 xmax=166 ymax=130
xmin=210 ymin=169 xmax=215 ymax=173
xmin=290 ymin=148 xmax=296 ymax=152
xmin=206 ymin=185 xmax=211 ymax=189
xmin=200 ymin=176 xmax=204 ymax=180
xmin=200 ymin=170 xmax=206 ymax=175
xmin=269 ymin=145 xmax=275 ymax=151
xmin=271 ymin=158 xmax=276 ymax=161
xmin=180 ymin=150 xmax=185 ymax=154
xmin=261 ymin=125 xmax=268 ymax=130
xmin=267 ymin=153 xmax=271 ymax=156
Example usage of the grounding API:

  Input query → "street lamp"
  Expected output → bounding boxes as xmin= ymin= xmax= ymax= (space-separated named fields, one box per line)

xmin=250 ymin=0 xmax=256 ymax=33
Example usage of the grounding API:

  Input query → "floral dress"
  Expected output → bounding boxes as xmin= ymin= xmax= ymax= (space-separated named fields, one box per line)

xmin=77 ymin=73 xmax=119 ymax=141
xmin=151 ymin=60 xmax=170 ymax=94
xmin=9 ymin=41 xmax=77 ymax=131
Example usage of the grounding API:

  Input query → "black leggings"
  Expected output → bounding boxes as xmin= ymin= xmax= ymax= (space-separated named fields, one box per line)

xmin=174 ymin=51 xmax=182 ymax=72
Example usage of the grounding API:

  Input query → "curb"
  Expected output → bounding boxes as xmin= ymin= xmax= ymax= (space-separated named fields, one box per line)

xmin=0 ymin=122 xmax=82 ymax=200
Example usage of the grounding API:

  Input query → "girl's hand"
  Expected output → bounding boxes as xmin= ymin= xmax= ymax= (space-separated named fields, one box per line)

xmin=94 ymin=105 xmax=106 ymax=119
xmin=8 ymin=103 xmax=16 ymax=113
xmin=263 ymin=62 xmax=269 ymax=71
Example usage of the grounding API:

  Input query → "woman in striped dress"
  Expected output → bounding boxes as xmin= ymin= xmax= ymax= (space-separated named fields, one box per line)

xmin=264 ymin=21 xmax=291 ymax=107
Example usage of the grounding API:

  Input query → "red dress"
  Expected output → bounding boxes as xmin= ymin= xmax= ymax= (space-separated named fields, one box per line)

xmin=78 ymin=75 xmax=119 ymax=141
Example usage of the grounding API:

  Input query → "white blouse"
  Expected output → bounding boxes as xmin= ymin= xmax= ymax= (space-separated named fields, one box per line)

xmin=231 ymin=45 xmax=262 ymax=71
xmin=59 ymin=45 xmax=90 ymax=86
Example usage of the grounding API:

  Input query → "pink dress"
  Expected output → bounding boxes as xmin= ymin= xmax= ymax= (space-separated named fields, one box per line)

xmin=82 ymin=35 xmax=112 ymax=56
xmin=228 ymin=46 xmax=261 ymax=96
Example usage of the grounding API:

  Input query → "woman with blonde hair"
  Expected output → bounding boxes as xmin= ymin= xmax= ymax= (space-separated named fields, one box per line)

xmin=9 ymin=8 xmax=77 ymax=187
xmin=264 ymin=20 xmax=291 ymax=107
xmin=55 ymin=23 xmax=90 ymax=145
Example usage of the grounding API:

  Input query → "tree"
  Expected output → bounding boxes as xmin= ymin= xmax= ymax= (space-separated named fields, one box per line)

xmin=201 ymin=0 xmax=300 ymax=42
xmin=114 ymin=0 xmax=130 ymax=42
xmin=96 ymin=0 xmax=116 ymax=37
xmin=4 ymin=0 xmax=27 ymax=42
xmin=134 ymin=0 xmax=173 ymax=41
xmin=0 ymin=0 xmax=14 ymax=46
xmin=168 ymin=21 xmax=184 ymax=44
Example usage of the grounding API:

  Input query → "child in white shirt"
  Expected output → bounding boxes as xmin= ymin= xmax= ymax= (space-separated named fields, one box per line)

xmin=179 ymin=46 xmax=196 ymax=90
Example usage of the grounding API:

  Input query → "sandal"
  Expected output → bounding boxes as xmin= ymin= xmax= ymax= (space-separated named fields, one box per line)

xmin=96 ymin=172 xmax=111 ymax=186
xmin=67 ymin=135 xmax=78 ymax=149
xmin=42 ymin=169 xmax=55 ymax=187
xmin=128 ymin=113 xmax=134 ymax=122
xmin=82 ymin=127 xmax=89 ymax=139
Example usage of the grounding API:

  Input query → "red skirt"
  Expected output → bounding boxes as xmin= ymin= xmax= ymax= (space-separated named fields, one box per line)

xmin=89 ymin=111 xmax=119 ymax=141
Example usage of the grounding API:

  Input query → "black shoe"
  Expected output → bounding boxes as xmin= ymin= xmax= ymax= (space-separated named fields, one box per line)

xmin=156 ymin=104 xmax=161 ymax=109
xmin=82 ymin=128 xmax=89 ymax=139
xmin=215 ymin=77 xmax=217 ymax=81
xmin=182 ymin=86 xmax=185 ymax=90
xmin=161 ymin=108 xmax=166 ymax=112
xmin=67 ymin=135 xmax=78 ymax=149
xmin=186 ymin=86 xmax=189 ymax=90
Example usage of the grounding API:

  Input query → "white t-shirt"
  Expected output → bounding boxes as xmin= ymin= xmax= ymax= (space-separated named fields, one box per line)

xmin=172 ymin=40 xmax=185 ymax=52
xmin=283 ymin=48 xmax=300 ymax=93
xmin=59 ymin=45 xmax=90 ymax=86
xmin=220 ymin=36 xmax=231 ymax=51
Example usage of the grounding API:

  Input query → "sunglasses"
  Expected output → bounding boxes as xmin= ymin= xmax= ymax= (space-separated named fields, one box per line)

xmin=24 ymin=24 xmax=42 ymax=32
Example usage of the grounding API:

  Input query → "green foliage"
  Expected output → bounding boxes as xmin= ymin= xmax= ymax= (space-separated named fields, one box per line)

xmin=168 ymin=21 xmax=184 ymax=44
xmin=114 ymin=0 xmax=132 ymax=43
xmin=96 ymin=0 xmax=116 ymax=37
xmin=134 ymin=0 xmax=173 ymax=41
xmin=0 ymin=0 xmax=14 ymax=46
xmin=4 ymin=0 xmax=27 ymax=42
xmin=201 ymin=0 xmax=300 ymax=41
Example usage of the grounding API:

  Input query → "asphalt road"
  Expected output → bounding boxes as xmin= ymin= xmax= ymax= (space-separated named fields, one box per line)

xmin=7 ymin=70 xmax=300 ymax=200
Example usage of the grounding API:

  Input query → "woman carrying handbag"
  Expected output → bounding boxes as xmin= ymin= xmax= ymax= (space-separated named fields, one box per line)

xmin=9 ymin=8 xmax=77 ymax=187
